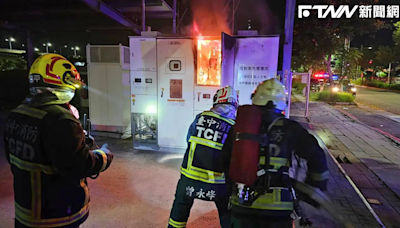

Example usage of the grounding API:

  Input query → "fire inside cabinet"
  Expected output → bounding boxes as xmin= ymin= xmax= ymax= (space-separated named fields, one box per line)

xmin=130 ymin=32 xmax=282 ymax=151
xmin=86 ymin=45 xmax=131 ymax=138
xmin=130 ymin=36 xmax=221 ymax=152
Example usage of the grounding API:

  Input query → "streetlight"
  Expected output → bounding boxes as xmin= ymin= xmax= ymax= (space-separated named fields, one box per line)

xmin=43 ymin=43 xmax=52 ymax=53
xmin=34 ymin=47 xmax=39 ymax=52
xmin=71 ymin=46 xmax=80 ymax=56
xmin=59 ymin=45 xmax=68 ymax=55
xmin=5 ymin=37 xmax=15 ymax=49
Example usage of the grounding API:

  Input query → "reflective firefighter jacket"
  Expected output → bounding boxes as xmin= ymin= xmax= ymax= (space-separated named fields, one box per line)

xmin=222 ymin=116 xmax=329 ymax=217
xmin=4 ymin=104 xmax=112 ymax=228
xmin=181 ymin=111 xmax=235 ymax=185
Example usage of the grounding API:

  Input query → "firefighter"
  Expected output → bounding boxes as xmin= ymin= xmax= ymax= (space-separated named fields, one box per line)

xmin=3 ymin=54 xmax=113 ymax=228
xmin=222 ymin=78 xmax=329 ymax=228
xmin=168 ymin=86 xmax=239 ymax=228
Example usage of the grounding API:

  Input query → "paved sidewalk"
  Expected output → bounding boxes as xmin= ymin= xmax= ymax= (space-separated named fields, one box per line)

xmin=0 ymin=109 xmax=382 ymax=228
xmin=291 ymin=99 xmax=400 ymax=227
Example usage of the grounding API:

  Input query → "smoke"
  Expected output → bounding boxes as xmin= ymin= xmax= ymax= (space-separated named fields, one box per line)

xmin=187 ymin=0 xmax=231 ymax=36
xmin=236 ymin=0 xmax=279 ymax=35
xmin=183 ymin=0 xmax=280 ymax=36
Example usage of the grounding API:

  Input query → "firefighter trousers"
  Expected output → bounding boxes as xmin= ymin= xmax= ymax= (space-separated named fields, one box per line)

xmin=168 ymin=176 xmax=231 ymax=228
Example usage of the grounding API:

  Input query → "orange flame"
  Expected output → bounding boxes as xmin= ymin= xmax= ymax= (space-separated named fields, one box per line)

xmin=196 ymin=39 xmax=221 ymax=86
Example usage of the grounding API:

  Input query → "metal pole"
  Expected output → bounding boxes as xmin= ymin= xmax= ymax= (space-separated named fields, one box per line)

xmin=305 ymin=72 xmax=311 ymax=117
xmin=388 ymin=63 xmax=392 ymax=84
xmin=173 ymin=0 xmax=177 ymax=34
xmin=9 ymin=40 xmax=12 ymax=50
xmin=282 ymin=0 xmax=296 ymax=81
xmin=142 ymin=0 xmax=146 ymax=31
xmin=26 ymin=31 xmax=34 ymax=69
xmin=46 ymin=45 xmax=49 ymax=53
xmin=232 ymin=0 xmax=235 ymax=34
xmin=285 ymin=71 xmax=293 ymax=119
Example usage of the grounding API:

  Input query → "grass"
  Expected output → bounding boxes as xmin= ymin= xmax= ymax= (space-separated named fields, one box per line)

xmin=315 ymin=91 xmax=355 ymax=103
xmin=310 ymin=92 xmax=319 ymax=101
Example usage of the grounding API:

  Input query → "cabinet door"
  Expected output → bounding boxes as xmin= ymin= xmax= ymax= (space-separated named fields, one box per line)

xmin=106 ymin=65 xmax=123 ymax=126
xmin=88 ymin=64 xmax=108 ymax=126
xmin=157 ymin=39 xmax=194 ymax=149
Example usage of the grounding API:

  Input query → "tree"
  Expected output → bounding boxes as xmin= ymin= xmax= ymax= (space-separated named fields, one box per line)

xmin=334 ymin=47 xmax=363 ymax=79
xmin=293 ymin=0 xmax=387 ymax=89
xmin=375 ymin=22 xmax=400 ymax=69
xmin=393 ymin=21 xmax=400 ymax=45
xmin=375 ymin=46 xmax=399 ymax=67
xmin=0 ymin=55 xmax=27 ymax=71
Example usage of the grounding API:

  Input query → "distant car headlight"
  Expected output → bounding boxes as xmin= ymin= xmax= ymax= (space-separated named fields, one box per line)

xmin=332 ymin=87 xmax=339 ymax=92
xmin=351 ymin=88 xmax=357 ymax=92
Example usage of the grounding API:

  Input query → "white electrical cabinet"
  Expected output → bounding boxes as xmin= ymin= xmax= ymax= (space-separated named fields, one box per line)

xmin=87 ymin=45 xmax=131 ymax=138
xmin=221 ymin=34 xmax=280 ymax=105
xmin=129 ymin=32 xmax=282 ymax=152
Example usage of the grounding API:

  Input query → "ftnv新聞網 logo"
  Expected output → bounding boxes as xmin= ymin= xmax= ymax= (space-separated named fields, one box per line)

xmin=298 ymin=5 xmax=399 ymax=19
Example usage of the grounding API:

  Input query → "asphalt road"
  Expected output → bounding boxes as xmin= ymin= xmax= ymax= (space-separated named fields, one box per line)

xmin=337 ymin=106 xmax=400 ymax=139
xmin=355 ymin=86 xmax=400 ymax=115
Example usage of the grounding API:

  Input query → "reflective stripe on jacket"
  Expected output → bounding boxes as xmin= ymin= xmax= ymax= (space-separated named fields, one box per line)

xmin=4 ymin=104 xmax=98 ymax=227
xmin=181 ymin=111 xmax=235 ymax=184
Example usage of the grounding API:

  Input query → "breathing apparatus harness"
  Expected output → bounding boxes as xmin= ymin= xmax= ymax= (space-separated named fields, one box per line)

xmin=232 ymin=111 xmax=312 ymax=227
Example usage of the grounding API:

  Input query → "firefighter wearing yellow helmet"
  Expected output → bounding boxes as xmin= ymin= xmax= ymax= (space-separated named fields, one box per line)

xmin=222 ymin=78 xmax=329 ymax=228
xmin=4 ymin=54 xmax=113 ymax=228
xmin=168 ymin=86 xmax=239 ymax=228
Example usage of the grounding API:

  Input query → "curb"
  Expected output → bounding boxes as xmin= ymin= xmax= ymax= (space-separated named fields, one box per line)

xmin=356 ymin=85 xmax=400 ymax=94
xmin=310 ymin=129 xmax=386 ymax=228
xmin=336 ymin=108 xmax=400 ymax=145
xmin=328 ymin=102 xmax=356 ymax=106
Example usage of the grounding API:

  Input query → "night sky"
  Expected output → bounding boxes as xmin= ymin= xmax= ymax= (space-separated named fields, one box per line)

xmin=0 ymin=0 xmax=398 ymax=54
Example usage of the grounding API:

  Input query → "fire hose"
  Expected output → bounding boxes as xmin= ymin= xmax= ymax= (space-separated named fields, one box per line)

xmin=292 ymin=180 xmax=354 ymax=228
xmin=83 ymin=114 xmax=100 ymax=180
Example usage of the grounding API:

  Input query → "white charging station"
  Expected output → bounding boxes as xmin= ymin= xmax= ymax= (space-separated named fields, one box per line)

xmin=129 ymin=32 xmax=281 ymax=152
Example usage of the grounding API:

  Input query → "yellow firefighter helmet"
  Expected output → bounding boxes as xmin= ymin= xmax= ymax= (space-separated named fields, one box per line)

xmin=28 ymin=54 xmax=83 ymax=91
xmin=251 ymin=78 xmax=288 ymax=111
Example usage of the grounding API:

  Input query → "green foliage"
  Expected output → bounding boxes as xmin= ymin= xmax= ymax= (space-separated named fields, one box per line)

xmin=0 ymin=55 xmax=27 ymax=71
xmin=316 ymin=91 xmax=355 ymax=103
xmin=334 ymin=47 xmax=363 ymax=79
xmin=375 ymin=22 xmax=400 ymax=68
xmin=292 ymin=80 xmax=306 ymax=93
xmin=394 ymin=22 xmax=400 ymax=46
xmin=360 ymin=80 xmax=400 ymax=90
xmin=375 ymin=45 xmax=400 ymax=67
xmin=352 ymin=78 xmax=362 ymax=85
xmin=293 ymin=0 xmax=387 ymax=82
xmin=309 ymin=92 xmax=319 ymax=101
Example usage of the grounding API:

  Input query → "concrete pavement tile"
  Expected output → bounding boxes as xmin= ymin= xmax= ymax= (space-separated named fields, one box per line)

xmin=351 ymin=175 xmax=376 ymax=189
xmin=377 ymin=190 xmax=400 ymax=202
xmin=349 ymin=214 xmax=361 ymax=223
xmin=341 ymin=164 xmax=364 ymax=175
xmin=383 ymin=145 xmax=400 ymax=155
xmin=371 ymin=157 xmax=395 ymax=165
xmin=351 ymin=151 xmax=370 ymax=158
xmin=359 ymin=158 xmax=384 ymax=169
xmin=381 ymin=163 xmax=400 ymax=169
xmin=369 ymin=168 xmax=400 ymax=199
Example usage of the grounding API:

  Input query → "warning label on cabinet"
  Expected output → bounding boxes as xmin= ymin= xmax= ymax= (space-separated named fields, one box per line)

xmin=170 ymin=79 xmax=182 ymax=98
xmin=237 ymin=64 xmax=270 ymax=86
